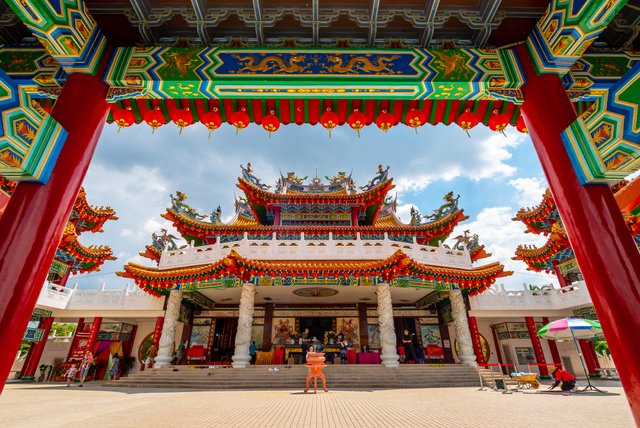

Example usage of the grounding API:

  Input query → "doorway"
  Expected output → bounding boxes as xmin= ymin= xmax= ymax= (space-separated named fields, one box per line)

xmin=211 ymin=318 xmax=237 ymax=362
xmin=299 ymin=317 xmax=333 ymax=342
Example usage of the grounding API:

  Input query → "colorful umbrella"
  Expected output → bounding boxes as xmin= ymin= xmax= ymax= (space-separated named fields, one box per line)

xmin=538 ymin=318 xmax=603 ymax=340
xmin=537 ymin=317 xmax=605 ymax=393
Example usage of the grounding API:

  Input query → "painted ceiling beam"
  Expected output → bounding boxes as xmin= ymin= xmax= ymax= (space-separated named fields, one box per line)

xmin=252 ymin=0 xmax=265 ymax=46
xmin=129 ymin=0 xmax=156 ymax=45
xmin=472 ymin=0 xmax=503 ymax=47
xmin=312 ymin=0 xmax=319 ymax=47
xmin=368 ymin=0 xmax=380 ymax=47
xmin=190 ymin=0 xmax=211 ymax=45
xmin=419 ymin=0 xmax=441 ymax=48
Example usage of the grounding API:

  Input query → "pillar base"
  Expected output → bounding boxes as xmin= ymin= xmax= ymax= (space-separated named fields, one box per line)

xmin=380 ymin=353 xmax=400 ymax=368
xmin=154 ymin=355 xmax=173 ymax=368
xmin=232 ymin=354 xmax=251 ymax=368
xmin=460 ymin=356 xmax=477 ymax=367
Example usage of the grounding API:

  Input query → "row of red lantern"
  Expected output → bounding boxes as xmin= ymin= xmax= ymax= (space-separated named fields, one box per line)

xmin=111 ymin=106 xmax=528 ymax=137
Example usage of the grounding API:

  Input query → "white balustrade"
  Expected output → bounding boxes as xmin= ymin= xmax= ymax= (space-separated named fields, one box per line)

xmin=157 ymin=235 xmax=473 ymax=271
xmin=470 ymin=281 xmax=592 ymax=311
xmin=36 ymin=282 xmax=75 ymax=310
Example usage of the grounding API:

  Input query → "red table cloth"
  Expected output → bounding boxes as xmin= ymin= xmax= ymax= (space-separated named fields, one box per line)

xmin=347 ymin=349 xmax=356 ymax=364
xmin=273 ymin=348 xmax=285 ymax=365
xmin=357 ymin=352 xmax=381 ymax=364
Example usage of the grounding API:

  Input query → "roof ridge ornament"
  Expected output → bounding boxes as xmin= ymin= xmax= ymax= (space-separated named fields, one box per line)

xmin=360 ymin=164 xmax=390 ymax=191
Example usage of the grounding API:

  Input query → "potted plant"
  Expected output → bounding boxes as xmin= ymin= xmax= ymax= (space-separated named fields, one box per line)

xmin=52 ymin=363 xmax=66 ymax=382
xmin=120 ymin=356 xmax=137 ymax=377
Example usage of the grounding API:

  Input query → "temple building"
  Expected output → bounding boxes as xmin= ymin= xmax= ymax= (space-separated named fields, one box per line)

xmin=0 ymin=180 xmax=118 ymax=380
xmin=116 ymin=165 xmax=509 ymax=368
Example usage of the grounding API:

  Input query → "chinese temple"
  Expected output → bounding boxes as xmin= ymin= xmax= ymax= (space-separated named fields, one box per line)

xmin=513 ymin=177 xmax=640 ymax=284
xmin=0 ymin=180 xmax=117 ymax=380
xmin=0 ymin=0 xmax=640 ymax=422
xmin=118 ymin=165 xmax=509 ymax=368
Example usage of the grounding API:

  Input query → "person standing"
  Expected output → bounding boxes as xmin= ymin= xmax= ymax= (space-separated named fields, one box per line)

xmin=249 ymin=341 xmax=257 ymax=365
xmin=146 ymin=343 xmax=158 ymax=369
xmin=65 ymin=364 xmax=78 ymax=387
xmin=78 ymin=351 xmax=94 ymax=387
xmin=107 ymin=353 xmax=120 ymax=383
xmin=177 ymin=339 xmax=188 ymax=365
xmin=337 ymin=333 xmax=349 ymax=364
xmin=301 ymin=328 xmax=311 ymax=364
xmin=402 ymin=329 xmax=418 ymax=363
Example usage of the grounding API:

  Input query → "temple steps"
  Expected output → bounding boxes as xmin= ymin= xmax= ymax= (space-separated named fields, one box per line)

xmin=107 ymin=364 xmax=482 ymax=390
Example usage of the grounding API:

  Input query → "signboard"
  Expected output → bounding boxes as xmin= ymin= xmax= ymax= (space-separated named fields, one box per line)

xmin=23 ymin=327 xmax=43 ymax=342
xmin=573 ymin=306 xmax=598 ymax=320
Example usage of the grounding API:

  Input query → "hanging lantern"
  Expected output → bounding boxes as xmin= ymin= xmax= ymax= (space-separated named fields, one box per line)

xmin=320 ymin=110 xmax=339 ymax=138
xmin=200 ymin=110 xmax=222 ymax=139
xmin=405 ymin=108 xmax=426 ymax=134
xmin=231 ymin=109 xmax=250 ymax=135
xmin=376 ymin=111 xmax=395 ymax=133
xmin=516 ymin=116 xmax=528 ymax=134
xmin=488 ymin=109 xmax=510 ymax=136
xmin=262 ymin=111 xmax=281 ymax=137
xmin=112 ymin=106 xmax=136 ymax=131
xmin=457 ymin=108 xmax=479 ymax=137
xmin=348 ymin=110 xmax=366 ymax=138
xmin=171 ymin=107 xmax=193 ymax=134
xmin=143 ymin=107 xmax=166 ymax=134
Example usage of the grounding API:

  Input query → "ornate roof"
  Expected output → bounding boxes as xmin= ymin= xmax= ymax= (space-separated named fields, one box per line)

xmin=70 ymin=188 xmax=119 ymax=234
xmin=57 ymin=222 xmax=116 ymax=274
xmin=118 ymin=249 xmax=509 ymax=298
xmin=512 ymin=188 xmax=556 ymax=235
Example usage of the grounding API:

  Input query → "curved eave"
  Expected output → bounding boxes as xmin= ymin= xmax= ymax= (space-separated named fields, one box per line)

xmin=513 ymin=190 xmax=555 ymax=234
xmin=470 ymin=245 xmax=491 ymax=262
xmin=72 ymin=189 xmax=118 ymax=233
xmin=57 ymin=238 xmax=116 ymax=274
xmin=162 ymin=207 xmax=467 ymax=244
xmin=238 ymin=177 xmax=394 ymax=207
xmin=512 ymin=235 xmax=569 ymax=273
xmin=123 ymin=249 xmax=507 ymax=297
xmin=139 ymin=245 xmax=162 ymax=263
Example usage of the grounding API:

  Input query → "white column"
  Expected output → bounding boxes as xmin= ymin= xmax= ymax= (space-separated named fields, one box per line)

xmin=155 ymin=290 xmax=182 ymax=368
xmin=450 ymin=289 xmax=477 ymax=367
xmin=377 ymin=282 xmax=399 ymax=368
xmin=232 ymin=282 xmax=256 ymax=368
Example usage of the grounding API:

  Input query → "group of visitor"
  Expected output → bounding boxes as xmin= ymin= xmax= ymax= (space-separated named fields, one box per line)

xmin=64 ymin=350 xmax=94 ymax=387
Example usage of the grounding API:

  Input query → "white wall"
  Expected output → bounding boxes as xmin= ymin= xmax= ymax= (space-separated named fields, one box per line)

xmin=128 ymin=320 xmax=155 ymax=375
xmin=39 ymin=337 xmax=73 ymax=368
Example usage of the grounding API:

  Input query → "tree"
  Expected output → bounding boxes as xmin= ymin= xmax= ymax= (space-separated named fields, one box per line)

xmin=50 ymin=323 xmax=77 ymax=338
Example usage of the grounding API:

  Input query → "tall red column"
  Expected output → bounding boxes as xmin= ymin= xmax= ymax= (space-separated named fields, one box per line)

xmin=525 ymin=317 xmax=548 ymax=376
xmin=152 ymin=316 xmax=164 ymax=348
xmin=66 ymin=318 xmax=85 ymax=361
xmin=351 ymin=207 xmax=359 ymax=226
xmin=467 ymin=316 xmax=485 ymax=365
xmin=86 ymin=317 xmax=102 ymax=354
xmin=21 ymin=317 xmax=54 ymax=380
xmin=518 ymin=44 xmax=640 ymax=424
xmin=0 ymin=73 xmax=109 ymax=392
xmin=579 ymin=340 xmax=599 ymax=376
xmin=123 ymin=325 xmax=138 ymax=359
xmin=542 ymin=317 xmax=562 ymax=368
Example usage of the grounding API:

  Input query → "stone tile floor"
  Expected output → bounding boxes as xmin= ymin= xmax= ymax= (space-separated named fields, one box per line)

xmin=0 ymin=381 xmax=633 ymax=428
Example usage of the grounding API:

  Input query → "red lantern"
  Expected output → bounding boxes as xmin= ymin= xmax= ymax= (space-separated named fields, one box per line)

xmin=348 ymin=110 xmax=366 ymax=138
xmin=320 ymin=110 xmax=339 ymax=138
xmin=405 ymin=108 xmax=426 ymax=134
xmin=231 ymin=109 xmax=250 ymax=134
xmin=488 ymin=109 xmax=510 ymax=136
xmin=171 ymin=107 xmax=193 ymax=134
xmin=516 ymin=116 xmax=528 ymax=134
xmin=457 ymin=108 xmax=479 ymax=137
xmin=143 ymin=108 xmax=166 ymax=134
xmin=112 ymin=107 xmax=135 ymax=130
xmin=376 ymin=111 xmax=395 ymax=133
xmin=262 ymin=112 xmax=281 ymax=137
xmin=200 ymin=110 xmax=222 ymax=139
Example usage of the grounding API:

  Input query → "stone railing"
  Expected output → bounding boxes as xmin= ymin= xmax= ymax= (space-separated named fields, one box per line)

xmin=36 ymin=282 xmax=75 ymax=310
xmin=470 ymin=281 xmax=592 ymax=311
xmin=65 ymin=283 xmax=164 ymax=311
xmin=158 ymin=233 xmax=473 ymax=271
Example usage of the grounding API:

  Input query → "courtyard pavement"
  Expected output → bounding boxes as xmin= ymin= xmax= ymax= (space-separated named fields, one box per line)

xmin=0 ymin=381 xmax=633 ymax=428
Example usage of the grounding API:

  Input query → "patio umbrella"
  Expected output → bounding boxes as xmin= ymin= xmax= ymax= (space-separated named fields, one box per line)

xmin=538 ymin=317 xmax=605 ymax=393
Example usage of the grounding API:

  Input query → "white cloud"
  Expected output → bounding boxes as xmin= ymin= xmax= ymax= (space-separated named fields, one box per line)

xmin=395 ymin=203 xmax=414 ymax=224
xmin=143 ymin=217 xmax=172 ymax=234
xmin=120 ymin=228 xmax=133 ymax=237
xmin=509 ymin=177 xmax=547 ymax=207
xmin=450 ymin=206 xmax=557 ymax=290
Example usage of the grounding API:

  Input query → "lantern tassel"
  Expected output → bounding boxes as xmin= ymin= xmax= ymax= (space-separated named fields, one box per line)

xmin=328 ymin=130 xmax=332 ymax=139
xmin=465 ymin=129 xmax=470 ymax=138
xmin=208 ymin=130 xmax=212 ymax=140
xmin=357 ymin=129 xmax=360 ymax=138
xmin=179 ymin=126 xmax=183 ymax=135
xmin=414 ymin=128 xmax=418 ymax=135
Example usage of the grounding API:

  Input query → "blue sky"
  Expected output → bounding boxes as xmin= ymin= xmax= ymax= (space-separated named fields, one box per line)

xmin=74 ymin=119 xmax=556 ymax=290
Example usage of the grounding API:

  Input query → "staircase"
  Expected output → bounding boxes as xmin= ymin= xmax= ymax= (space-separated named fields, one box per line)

xmin=107 ymin=364 xmax=481 ymax=390
xmin=477 ymin=367 xmax=519 ymax=389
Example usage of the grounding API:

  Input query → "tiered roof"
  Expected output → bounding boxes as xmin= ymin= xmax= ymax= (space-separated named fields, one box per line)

xmin=513 ymin=180 xmax=640 ymax=274
xmin=0 ymin=178 xmax=117 ymax=278
xmin=126 ymin=165 xmax=507 ymax=297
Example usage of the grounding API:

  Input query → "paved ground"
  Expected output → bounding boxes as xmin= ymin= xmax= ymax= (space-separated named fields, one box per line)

xmin=0 ymin=381 xmax=633 ymax=428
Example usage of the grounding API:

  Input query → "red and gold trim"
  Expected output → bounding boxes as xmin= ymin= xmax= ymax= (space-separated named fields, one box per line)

xmin=72 ymin=188 xmax=118 ymax=233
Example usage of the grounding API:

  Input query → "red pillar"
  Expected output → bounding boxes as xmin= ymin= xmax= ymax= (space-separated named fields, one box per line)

xmin=152 ymin=316 xmax=164 ymax=348
xmin=351 ymin=207 xmax=359 ymax=226
xmin=19 ymin=344 xmax=36 ymax=377
xmin=86 ymin=317 xmax=102 ymax=354
xmin=272 ymin=207 xmax=281 ymax=226
xmin=579 ymin=340 xmax=599 ymax=376
xmin=518 ymin=44 xmax=640 ymax=424
xmin=490 ymin=326 xmax=504 ymax=364
xmin=551 ymin=261 xmax=568 ymax=287
xmin=542 ymin=317 xmax=562 ymax=368
xmin=467 ymin=316 xmax=485 ymax=365
xmin=525 ymin=317 xmax=548 ymax=376
xmin=21 ymin=317 xmax=54 ymax=380
xmin=66 ymin=318 xmax=85 ymax=361
xmin=123 ymin=325 xmax=138 ymax=359
xmin=0 ymin=73 xmax=109 ymax=392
